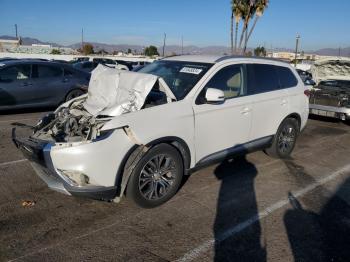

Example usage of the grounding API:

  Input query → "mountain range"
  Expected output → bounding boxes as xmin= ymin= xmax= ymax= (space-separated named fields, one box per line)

xmin=1 ymin=35 xmax=349 ymax=57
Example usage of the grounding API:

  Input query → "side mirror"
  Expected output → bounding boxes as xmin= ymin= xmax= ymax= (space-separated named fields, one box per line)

xmin=205 ymin=88 xmax=225 ymax=104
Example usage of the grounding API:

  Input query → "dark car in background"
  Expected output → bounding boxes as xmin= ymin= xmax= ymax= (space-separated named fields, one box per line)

xmin=73 ymin=59 xmax=130 ymax=72
xmin=0 ymin=59 xmax=90 ymax=110
xmin=72 ymin=61 xmax=99 ymax=73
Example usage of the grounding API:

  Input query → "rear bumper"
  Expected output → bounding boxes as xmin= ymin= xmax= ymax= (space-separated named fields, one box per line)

xmin=309 ymin=104 xmax=350 ymax=120
xmin=12 ymin=128 xmax=118 ymax=201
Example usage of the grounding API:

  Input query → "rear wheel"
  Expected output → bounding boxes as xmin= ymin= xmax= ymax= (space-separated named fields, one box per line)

xmin=126 ymin=144 xmax=183 ymax=208
xmin=65 ymin=89 xmax=84 ymax=102
xmin=265 ymin=118 xmax=299 ymax=158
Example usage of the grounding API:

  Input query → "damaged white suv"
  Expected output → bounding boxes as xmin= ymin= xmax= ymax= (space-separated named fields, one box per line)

xmin=13 ymin=55 xmax=308 ymax=208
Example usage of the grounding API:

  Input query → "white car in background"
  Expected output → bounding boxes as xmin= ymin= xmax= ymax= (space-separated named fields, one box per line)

xmin=309 ymin=58 xmax=350 ymax=121
xmin=13 ymin=55 xmax=309 ymax=208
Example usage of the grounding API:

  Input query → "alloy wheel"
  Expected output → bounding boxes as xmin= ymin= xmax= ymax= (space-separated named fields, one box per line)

xmin=138 ymin=154 xmax=176 ymax=200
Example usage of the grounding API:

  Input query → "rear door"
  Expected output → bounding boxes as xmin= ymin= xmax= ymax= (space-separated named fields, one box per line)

xmin=0 ymin=64 xmax=33 ymax=107
xmin=247 ymin=63 xmax=290 ymax=140
xmin=31 ymin=64 xmax=67 ymax=106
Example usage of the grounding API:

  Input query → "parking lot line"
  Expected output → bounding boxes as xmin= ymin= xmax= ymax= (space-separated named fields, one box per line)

xmin=175 ymin=163 xmax=350 ymax=262
xmin=7 ymin=163 xmax=350 ymax=262
xmin=0 ymin=159 xmax=27 ymax=168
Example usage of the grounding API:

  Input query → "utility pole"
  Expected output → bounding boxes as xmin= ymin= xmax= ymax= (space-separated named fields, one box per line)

xmin=338 ymin=47 xmax=341 ymax=57
xmin=81 ymin=28 xmax=84 ymax=51
xmin=15 ymin=24 xmax=18 ymax=38
xmin=181 ymin=35 xmax=184 ymax=55
xmin=162 ymin=33 xmax=166 ymax=57
xmin=294 ymin=34 xmax=300 ymax=67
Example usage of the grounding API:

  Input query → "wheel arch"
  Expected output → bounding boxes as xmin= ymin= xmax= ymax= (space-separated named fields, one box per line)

xmin=284 ymin=112 xmax=301 ymax=131
xmin=64 ymin=87 xmax=86 ymax=103
xmin=114 ymin=136 xmax=192 ymax=200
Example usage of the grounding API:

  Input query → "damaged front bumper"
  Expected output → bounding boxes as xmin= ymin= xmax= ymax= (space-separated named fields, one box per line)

xmin=309 ymin=103 xmax=350 ymax=120
xmin=12 ymin=127 xmax=122 ymax=201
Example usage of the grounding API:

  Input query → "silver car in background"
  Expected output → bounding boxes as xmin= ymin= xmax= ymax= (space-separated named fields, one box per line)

xmin=0 ymin=59 xmax=90 ymax=110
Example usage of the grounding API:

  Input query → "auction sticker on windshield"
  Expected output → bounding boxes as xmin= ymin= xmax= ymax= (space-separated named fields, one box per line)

xmin=180 ymin=67 xmax=203 ymax=75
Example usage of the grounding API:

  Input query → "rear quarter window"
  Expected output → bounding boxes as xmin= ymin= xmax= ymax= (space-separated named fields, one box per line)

xmin=276 ymin=66 xmax=298 ymax=88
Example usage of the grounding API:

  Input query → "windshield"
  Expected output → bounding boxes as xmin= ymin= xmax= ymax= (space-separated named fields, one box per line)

xmin=139 ymin=60 xmax=213 ymax=99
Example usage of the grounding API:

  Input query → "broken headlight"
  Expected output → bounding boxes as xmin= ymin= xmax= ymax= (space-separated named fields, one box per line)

xmin=58 ymin=169 xmax=90 ymax=187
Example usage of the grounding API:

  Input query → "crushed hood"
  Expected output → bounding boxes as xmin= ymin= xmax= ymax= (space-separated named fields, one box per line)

xmin=311 ymin=58 xmax=350 ymax=84
xmin=83 ymin=64 xmax=176 ymax=116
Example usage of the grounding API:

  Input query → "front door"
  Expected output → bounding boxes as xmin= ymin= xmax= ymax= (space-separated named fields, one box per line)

xmin=193 ymin=63 xmax=252 ymax=163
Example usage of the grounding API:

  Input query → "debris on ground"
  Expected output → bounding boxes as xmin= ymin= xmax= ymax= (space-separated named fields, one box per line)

xmin=21 ymin=200 xmax=36 ymax=207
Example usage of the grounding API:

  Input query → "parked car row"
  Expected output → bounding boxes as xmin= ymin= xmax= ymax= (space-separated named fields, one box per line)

xmin=0 ymin=59 xmax=90 ymax=110
xmin=0 ymin=57 xmax=155 ymax=110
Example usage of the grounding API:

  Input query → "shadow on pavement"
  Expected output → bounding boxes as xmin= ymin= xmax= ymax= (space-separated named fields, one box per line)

xmin=213 ymin=156 xmax=266 ymax=262
xmin=284 ymin=160 xmax=350 ymax=262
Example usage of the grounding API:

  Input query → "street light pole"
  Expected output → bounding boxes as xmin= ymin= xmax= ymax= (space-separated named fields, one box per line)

xmin=294 ymin=34 xmax=300 ymax=67
xmin=181 ymin=35 xmax=183 ymax=55
xmin=162 ymin=33 xmax=166 ymax=57
xmin=81 ymin=28 xmax=84 ymax=51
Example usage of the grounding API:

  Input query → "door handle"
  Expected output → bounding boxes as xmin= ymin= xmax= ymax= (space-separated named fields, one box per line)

xmin=240 ymin=107 xmax=251 ymax=114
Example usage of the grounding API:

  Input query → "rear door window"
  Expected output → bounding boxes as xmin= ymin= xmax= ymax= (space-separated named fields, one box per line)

xmin=0 ymin=65 xmax=31 ymax=82
xmin=276 ymin=66 xmax=298 ymax=88
xmin=37 ymin=65 xmax=63 ymax=78
xmin=247 ymin=64 xmax=279 ymax=95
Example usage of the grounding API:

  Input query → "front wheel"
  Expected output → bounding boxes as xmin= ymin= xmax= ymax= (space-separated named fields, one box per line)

xmin=126 ymin=144 xmax=184 ymax=208
xmin=265 ymin=118 xmax=299 ymax=159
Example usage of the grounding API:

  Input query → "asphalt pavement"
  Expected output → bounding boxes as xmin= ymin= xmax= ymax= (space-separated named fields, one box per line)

xmin=0 ymin=110 xmax=349 ymax=262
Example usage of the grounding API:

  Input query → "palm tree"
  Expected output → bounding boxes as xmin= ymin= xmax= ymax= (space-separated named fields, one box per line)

xmin=245 ymin=0 xmax=269 ymax=45
xmin=230 ymin=1 xmax=234 ymax=54
xmin=238 ymin=0 xmax=256 ymax=53
xmin=232 ymin=0 xmax=243 ymax=54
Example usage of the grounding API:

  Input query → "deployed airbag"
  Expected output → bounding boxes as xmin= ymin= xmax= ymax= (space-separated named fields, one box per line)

xmin=83 ymin=64 xmax=158 ymax=116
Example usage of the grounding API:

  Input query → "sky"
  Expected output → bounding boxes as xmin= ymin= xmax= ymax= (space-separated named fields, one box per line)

xmin=0 ymin=0 xmax=349 ymax=51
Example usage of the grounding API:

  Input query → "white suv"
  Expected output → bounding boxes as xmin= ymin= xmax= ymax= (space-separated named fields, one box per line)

xmin=13 ymin=55 xmax=309 ymax=208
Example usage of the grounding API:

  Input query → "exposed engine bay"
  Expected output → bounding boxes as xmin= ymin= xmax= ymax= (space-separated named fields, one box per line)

xmin=31 ymin=64 xmax=176 ymax=143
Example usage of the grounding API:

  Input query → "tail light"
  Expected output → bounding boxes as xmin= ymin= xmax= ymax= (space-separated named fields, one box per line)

xmin=304 ymin=89 xmax=311 ymax=97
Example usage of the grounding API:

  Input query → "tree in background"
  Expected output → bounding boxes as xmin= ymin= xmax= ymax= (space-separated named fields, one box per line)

xmin=127 ymin=48 xmax=132 ymax=54
xmin=50 ymin=49 xmax=61 ymax=55
xmin=231 ymin=0 xmax=269 ymax=55
xmin=254 ymin=46 xmax=266 ymax=57
xmin=82 ymin=43 xmax=94 ymax=55
xmin=144 ymin=45 xmax=159 ymax=57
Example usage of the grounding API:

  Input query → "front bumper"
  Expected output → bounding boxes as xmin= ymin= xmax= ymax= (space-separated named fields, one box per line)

xmin=309 ymin=103 xmax=350 ymax=120
xmin=12 ymin=128 xmax=118 ymax=201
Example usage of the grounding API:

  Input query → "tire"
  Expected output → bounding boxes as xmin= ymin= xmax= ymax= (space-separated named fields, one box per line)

xmin=65 ymin=89 xmax=84 ymax=102
xmin=126 ymin=143 xmax=184 ymax=208
xmin=265 ymin=118 xmax=299 ymax=159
